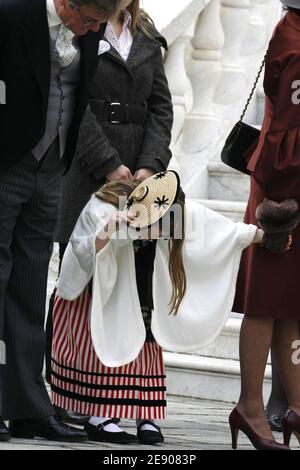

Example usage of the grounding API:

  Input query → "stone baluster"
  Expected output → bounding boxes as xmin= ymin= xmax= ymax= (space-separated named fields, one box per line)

xmin=243 ymin=0 xmax=282 ymax=126
xmin=238 ymin=0 xmax=266 ymax=125
xmin=242 ymin=0 xmax=266 ymax=55
xmin=179 ymin=0 xmax=224 ymax=155
xmin=164 ymin=23 xmax=194 ymax=149
xmin=214 ymin=0 xmax=251 ymax=106
xmin=250 ymin=0 xmax=283 ymax=127
xmin=259 ymin=0 xmax=283 ymax=38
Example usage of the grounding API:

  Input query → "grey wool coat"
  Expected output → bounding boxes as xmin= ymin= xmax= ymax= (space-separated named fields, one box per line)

xmin=54 ymin=25 xmax=173 ymax=243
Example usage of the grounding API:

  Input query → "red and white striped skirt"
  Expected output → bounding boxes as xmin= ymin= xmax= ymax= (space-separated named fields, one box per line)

xmin=51 ymin=286 xmax=166 ymax=420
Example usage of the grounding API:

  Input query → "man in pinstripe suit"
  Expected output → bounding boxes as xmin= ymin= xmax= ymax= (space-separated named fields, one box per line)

xmin=0 ymin=0 xmax=120 ymax=442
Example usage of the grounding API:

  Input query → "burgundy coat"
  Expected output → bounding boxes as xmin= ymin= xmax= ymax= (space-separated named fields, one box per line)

xmin=233 ymin=11 xmax=300 ymax=320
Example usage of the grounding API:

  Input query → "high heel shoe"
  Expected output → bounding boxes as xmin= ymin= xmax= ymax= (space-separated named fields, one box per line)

xmin=229 ymin=408 xmax=290 ymax=450
xmin=282 ymin=409 xmax=300 ymax=446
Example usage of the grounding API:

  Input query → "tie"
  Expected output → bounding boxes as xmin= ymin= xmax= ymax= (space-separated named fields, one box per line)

xmin=55 ymin=24 xmax=77 ymax=69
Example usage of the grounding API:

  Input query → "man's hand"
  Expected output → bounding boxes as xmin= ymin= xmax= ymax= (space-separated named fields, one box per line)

xmin=106 ymin=165 xmax=133 ymax=182
xmin=134 ymin=168 xmax=156 ymax=181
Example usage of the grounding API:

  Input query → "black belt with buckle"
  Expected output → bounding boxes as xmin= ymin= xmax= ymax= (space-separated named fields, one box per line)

xmin=90 ymin=100 xmax=147 ymax=125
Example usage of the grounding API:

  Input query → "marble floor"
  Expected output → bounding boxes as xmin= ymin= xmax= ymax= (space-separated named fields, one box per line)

xmin=0 ymin=396 xmax=299 ymax=451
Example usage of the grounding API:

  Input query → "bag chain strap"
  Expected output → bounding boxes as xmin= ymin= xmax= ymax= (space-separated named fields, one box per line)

xmin=240 ymin=54 xmax=267 ymax=122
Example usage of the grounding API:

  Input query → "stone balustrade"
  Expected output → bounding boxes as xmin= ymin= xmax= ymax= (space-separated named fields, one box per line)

xmin=143 ymin=0 xmax=282 ymax=198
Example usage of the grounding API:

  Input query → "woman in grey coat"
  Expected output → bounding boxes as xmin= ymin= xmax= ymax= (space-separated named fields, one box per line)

xmin=54 ymin=4 xmax=173 ymax=246
xmin=46 ymin=0 xmax=173 ymax=444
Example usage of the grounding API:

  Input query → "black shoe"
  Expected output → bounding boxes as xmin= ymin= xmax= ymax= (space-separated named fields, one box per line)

xmin=268 ymin=414 xmax=284 ymax=433
xmin=53 ymin=406 xmax=120 ymax=426
xmin=10 ymin=415 xmax=88 ymax=442
xmin=85 ymin=420 xmax=137 ymax=444
xmin=0 ymin=418 xmax=10 ymax=441
xmin=137 ymin=420 xmax=164 ymax=445
xmin=54 ymin=406 xmax=90 ymax=426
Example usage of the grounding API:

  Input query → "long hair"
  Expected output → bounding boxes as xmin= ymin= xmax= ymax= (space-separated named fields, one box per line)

xmin=94 ymin=180 xmax=187 ymax=315
xmin=127 ymin=0 xmax=155 ymax=38
xmin=167 ymin=187 xmax=186 ymax=316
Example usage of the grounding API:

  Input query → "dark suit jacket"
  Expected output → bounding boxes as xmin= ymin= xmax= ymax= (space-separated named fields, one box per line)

xmin=0 ymin=0 xmax=105 ymax=173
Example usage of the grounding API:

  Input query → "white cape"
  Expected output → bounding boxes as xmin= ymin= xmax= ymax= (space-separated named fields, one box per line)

xmin=56 ymin=195 xmax=257 ymax=367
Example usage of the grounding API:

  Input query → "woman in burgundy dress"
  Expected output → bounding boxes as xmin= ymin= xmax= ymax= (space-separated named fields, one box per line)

xmin=231 ymin=3 xmax=300 ymax=450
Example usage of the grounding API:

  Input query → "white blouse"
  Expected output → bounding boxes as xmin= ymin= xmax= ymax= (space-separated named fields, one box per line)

xmin=104 ymin=9 xmax=133 ymax=62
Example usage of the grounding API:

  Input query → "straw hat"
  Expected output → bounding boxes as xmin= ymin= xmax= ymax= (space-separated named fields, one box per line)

xmin=126 ymin=171 xmax=181 ymax=229
xmin=280 ymin=0 xmax=300 ymax=7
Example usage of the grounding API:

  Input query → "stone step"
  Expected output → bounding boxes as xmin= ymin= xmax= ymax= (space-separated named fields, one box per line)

xmin=197 ymin=198 xmax=247 ymax=222
xmin=207 ymin=161 xmax=250 ymax=202
xmin=164 ymin=352 xmax=271 ymax=403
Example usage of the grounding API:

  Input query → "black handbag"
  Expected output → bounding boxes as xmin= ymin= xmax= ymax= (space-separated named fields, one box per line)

xmin=221 ymin=56 xmax=266 ymax=175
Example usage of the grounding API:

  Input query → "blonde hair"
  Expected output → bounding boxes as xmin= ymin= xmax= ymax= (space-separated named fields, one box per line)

xmin=94 ymin=180 xmax=186 ymax=315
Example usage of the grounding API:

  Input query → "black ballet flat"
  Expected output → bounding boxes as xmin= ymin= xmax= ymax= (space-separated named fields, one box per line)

xmin=137 ymin=420 xmax=164 ymax=445
xmin=84 ymin=420 xmax=137 ymax=444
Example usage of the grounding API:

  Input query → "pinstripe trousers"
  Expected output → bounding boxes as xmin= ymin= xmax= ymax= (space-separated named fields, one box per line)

xmin=0 ymin=138 xmax=67 ymax=420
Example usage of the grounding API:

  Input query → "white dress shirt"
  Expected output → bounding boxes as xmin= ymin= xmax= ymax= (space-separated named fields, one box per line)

xmin=47 ymin=0 xmax=63 ymax=39
xmin=104 ymin=10 xmax=133 ymax=62
xmin=47 ymin=0 xmax=75 ymax=43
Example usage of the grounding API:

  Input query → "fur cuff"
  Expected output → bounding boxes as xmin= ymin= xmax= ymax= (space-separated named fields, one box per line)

xmin=260 ymin=232 xmax=290 ymax=255
xmin=255 ymin=198 xmax=300 ymax=233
